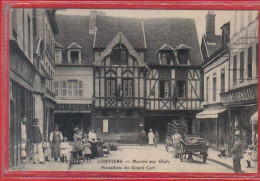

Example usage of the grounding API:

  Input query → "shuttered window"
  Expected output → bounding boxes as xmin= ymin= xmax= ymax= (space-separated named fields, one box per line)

xmin=62 ymin=81 xmax=67 ymax=96
xmin=79 ymin=81 xmax=83 ymax=96
xmin=55 ymin=81 xmax=59 ymax=96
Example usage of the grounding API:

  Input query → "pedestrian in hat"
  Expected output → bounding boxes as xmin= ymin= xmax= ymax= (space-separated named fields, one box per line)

xmin=31 ymin=118 xmax=45 ymax=164
xmin=148 ymin=129 xmax=154 ymax=145
xmin=50 ymin=124 xmax=63 ymax=162
xmin=172 ymin=129 xmax=182 ymax=158
xmin=231 ymin=131 xmax=243 ymax=173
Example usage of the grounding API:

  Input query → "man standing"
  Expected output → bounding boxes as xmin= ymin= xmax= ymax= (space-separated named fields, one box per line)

xmin=31 ymin=118 xmax=45 ymax=164
xmin=231 ymin=131 xmax=243 ymax=173
xmin=50 ymin=125 xmax=63 ymax=162
xmin=21 ymin=116 xmax=27 ymax=162
xmin=88 ymin=128 xmax=98 ymax=158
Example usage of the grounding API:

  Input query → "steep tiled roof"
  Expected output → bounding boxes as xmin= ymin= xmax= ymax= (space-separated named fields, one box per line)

xmin=55 ymin=15 xmax=94 ymax=65
xmin=204 ymin=34 xmax=222 ymax=57
xmin=143 ymin=18 xmax=202 ymax=66
xmin=94 ymin=15 xmax=145 ymax=49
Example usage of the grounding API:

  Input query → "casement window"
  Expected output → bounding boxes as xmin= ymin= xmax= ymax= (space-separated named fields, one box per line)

xmin=55 ymin=49 xmax=62 ymax=64
xmin=160 ymin=52 xmax=171 ymax=65
xmin=111 ymin=44 xmax=128 ymax=65
xmin=248 ymin=47 xmax=252 ymax=78
xmin=106 ymin=78 xmax=116 ymax=97
xmin=256 ymin=44 xmax=258 ymax=76
xmin=68 ymin=80 xmax=78 ymax=97
xmin=177 ymin=50 xmax=189 ymax=65
xmin=62 ymin=81 xmax=67 ymax=96
xmin=233 ymin=55 xmax=237 ymax=82
xmin=27 ymin=16 xmax=31 ymax=58
xmin=79 ymin=81 xmax=83 ymax=96
xmin=70 ymin=51 xmax=80 ymax=63
xmin=54 ymin=81 xmax=59 ymax=96
xmin=221 ymin=69 xmax=225 ymax=93
xmin=122 ymin=79 xmax=133 ymax=97
xmin=240 ymin=51 xmax=244 ymax=81
xmin=206 ymin=77 xmax=209 ymax=102
xmin=213 ymin=74 xmax=217 ymax=101
xmin=176 ymin=81 xmax=186 ymax=98
xmin=160 ymin=80 xmax=170 ymax=98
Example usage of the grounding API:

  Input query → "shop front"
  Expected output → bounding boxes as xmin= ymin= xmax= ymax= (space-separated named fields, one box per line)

xmin=220 ymin=83 xmax=258 ymax=156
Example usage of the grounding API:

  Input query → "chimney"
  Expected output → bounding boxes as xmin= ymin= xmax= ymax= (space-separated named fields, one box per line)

xmin=206 ymin=10 xmax=216 ymax=43
xmin=89 ymin=10 xmax=97 ymax=35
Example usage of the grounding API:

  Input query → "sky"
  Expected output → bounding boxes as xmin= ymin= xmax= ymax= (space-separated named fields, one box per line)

xmin=56 ymin=9 xmax=235 ymax=44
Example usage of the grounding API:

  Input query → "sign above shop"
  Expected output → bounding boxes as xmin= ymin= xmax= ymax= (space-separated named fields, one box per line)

xmin=220 ymin=84 xmax=258 ymax=106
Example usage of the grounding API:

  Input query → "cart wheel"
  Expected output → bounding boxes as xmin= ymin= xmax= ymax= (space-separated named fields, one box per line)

xmin=202 ymin=153 xmax=207 ymax=163
xmin=180 ymin=153 xmax=183 ymax=162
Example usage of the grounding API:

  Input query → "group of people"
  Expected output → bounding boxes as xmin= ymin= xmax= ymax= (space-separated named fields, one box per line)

xmin=21 ymin=117 xmax=100 ymax=164
xmin=139 ymin=129 xmax=160 ymax=147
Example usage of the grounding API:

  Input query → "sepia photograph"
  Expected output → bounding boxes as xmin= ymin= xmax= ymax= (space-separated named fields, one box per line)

xmin=8 ymin=8 xmax=258 ymax=173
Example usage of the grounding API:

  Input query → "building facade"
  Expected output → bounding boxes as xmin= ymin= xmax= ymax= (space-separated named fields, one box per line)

xmin=198 ymin=11 xmax=231 ymax=152
xmin=220 ymin=11 xmax=258 ymax=151
xmin=54 ymin=12 xmax=203 ymax=143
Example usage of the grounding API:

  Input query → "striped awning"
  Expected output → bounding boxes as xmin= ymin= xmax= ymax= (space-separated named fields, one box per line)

xmin=54 ymin=110 xmax=91 ymax=114
xmin=196 ymin=108 xmax=227 ymax=119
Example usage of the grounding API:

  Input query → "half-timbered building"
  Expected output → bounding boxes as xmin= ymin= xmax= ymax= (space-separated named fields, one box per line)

xmin=54 ymin=11 xmax=203 ymax=143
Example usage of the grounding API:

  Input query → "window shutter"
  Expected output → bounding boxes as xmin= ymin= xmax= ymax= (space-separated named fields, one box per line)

xmin=79 ymin=81 xmax=83 ymax=96
xmin=62 ymin=80 xmax=67 ymax=96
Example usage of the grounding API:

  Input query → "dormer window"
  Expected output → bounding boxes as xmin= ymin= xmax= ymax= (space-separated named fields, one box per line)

xmin=111 ymin=44 xmax=128 ymax=65
xmin=158 ymin=44 xmax=174 ymax=65
xmin=67 ymin=42 xmax=82 ymax=64
xmin=175 ymin=44 xmax=190 ymax=65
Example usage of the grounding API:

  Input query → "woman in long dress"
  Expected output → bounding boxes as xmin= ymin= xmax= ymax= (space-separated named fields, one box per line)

xmin=172 ymin=129 xmax=182 ymax=158
xmin=148 ymin=129 xmax=154 ymax=145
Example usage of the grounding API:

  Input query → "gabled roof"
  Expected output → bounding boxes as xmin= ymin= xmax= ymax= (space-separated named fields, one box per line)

xmin=95 ymin=32 xmax=148 ymax=69
xmin=175 ymin=44 xmax=191 ymax=51
xmin=55 ymin=41 xmax=63 ymax=49
xmin=143 ymin=18 xmax=202 ymax=66
xmin=67 ymin=42 xmax=82 ymax=49
xmin=94 ymin=15 xmax=146 ymax=49
xmin=54 ymin=15 xmax=94 ymax=65
xmin=157 ymin=44 xmax=174 ymax=52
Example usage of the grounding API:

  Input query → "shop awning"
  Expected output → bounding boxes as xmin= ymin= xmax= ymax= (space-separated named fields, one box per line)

xmin=251 ymin=111 xmax=258 ymax=124
xmin=54 ymin=110 xmax=91 ymax=114
xmin=196 ymin=108 xmax=227 ymax=119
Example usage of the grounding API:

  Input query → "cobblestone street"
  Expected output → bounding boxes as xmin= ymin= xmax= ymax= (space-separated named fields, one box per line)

xmin=17 ymin=145 xmax=257 ymax=173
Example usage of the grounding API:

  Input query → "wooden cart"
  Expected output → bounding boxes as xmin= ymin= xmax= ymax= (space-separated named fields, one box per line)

xmin=179 ymin=139 xmax=210 ymax=163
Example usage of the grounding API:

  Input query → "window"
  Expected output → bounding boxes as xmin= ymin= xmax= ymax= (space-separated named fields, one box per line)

xmin=55 ymin=50 xmax=62 ymax=63
xmin=240 ymin=51 xmax=244 ymax=81
xmin=248 ymin=47 xmax=252 ymax=78
xmin=106 ymin=79 xmax=116 ymax=97
xmin=213 ymin=74 xmax=217 ymax=101
xmin=160 ymin=52 xmax=171 ymax=65
xmin=55 ymin=81 xmax=59 ymax=96
xmin=111 ymin=44 xmax=128 ymax=65
xmin=221 ymin=70 xmax=225 ymax=93
xmin=79 ymin=81 xmax=83 ymax=96
xmin=68 ymin=80 xmax=78 ymax=97
xmin=28 ymin=16 xmax=31 ymax=58
xmin=233 ymin=55 xmax=237 ymax=82
xmin=177 ymin=50 xmax=189 ymax=64
xmin=159 ymin=81 xmax=170 ymax=98
xmin=70 ymin=51 xmax=79 ymax=63
xmin=62 ymin=81 xmax=67 ymax=96
xmin=122 ymin=79 xmax=133 ymax=97
xmin=177 ymin=81 xmax=186 ymax=98
xmin=256 ymin=44 xmax=258 ymax=76
xmin=206 ymin=77 xmax=209 ymax=102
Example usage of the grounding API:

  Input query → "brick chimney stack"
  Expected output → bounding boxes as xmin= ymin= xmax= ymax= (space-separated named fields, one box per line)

xmin=206 ymin=10 xmax=216 ymax=43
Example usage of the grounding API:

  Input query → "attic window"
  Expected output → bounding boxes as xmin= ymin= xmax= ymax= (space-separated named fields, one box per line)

xmin=70 ymin=51 xmax=79 ymax=63
xmin=111 ymin=44 xmax=128 ymax=65
xmin=177 ymin=50 xmax=189 ymax=65
xmin=160 ymin=52 xmax=171 ymax=65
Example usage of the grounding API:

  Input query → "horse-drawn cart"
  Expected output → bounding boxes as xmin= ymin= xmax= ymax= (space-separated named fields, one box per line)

xmin=179 ymin=138 xmax=210 ymax=163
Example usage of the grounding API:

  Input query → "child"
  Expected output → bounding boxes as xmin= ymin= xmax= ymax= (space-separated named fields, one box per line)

xmin=42 ymin=142 xmax=50 ymax=162
xmin=60 ymin=137 xmax=70 ymax=163
xmin=244 ymin=144 xmax=253 ymax=168
xmin=82 ymin=136 xmax=92 ymax=163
